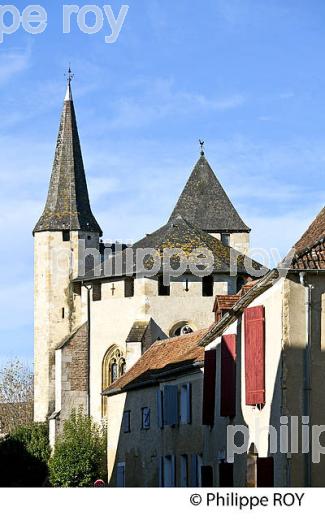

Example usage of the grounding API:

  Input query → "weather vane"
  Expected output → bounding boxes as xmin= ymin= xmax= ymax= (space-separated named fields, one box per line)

xmin=199 ymin=139 xmax=205 ymax=156
xmin=65 ymin=65 xmax=74 ymax=85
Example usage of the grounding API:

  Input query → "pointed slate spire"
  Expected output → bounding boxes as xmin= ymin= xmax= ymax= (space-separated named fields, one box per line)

xmin=33 ymin=73 xmax=102 ymax=236
xmin=169 ymin=153 xmax=250 ymax=233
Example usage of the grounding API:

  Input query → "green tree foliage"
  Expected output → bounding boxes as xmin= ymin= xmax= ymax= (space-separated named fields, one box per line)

xmin=49 ymin=409 xmax=107 ymax=487
xmin=0 ymin=422 xmax=50 ymax=486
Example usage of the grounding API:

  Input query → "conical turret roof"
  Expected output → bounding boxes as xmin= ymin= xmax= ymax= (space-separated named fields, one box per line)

xmin=169 ymin=153 xmax=250 ymax=233
xmin=33 ymin=79 xmax=102 ymax=235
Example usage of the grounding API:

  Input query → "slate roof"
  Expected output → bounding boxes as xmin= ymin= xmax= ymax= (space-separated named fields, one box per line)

xmin=104 ymin=329 xmax=208 ymax=395
xmin=126 ymin=321 xmax=149 ymax=343
xmin=169 ymin=154 xmax=250 ymax=233
xmin=33 ymin=82 xmax=102 ymax=235
xmin=78 ymin=215 xmax=265 ymax=281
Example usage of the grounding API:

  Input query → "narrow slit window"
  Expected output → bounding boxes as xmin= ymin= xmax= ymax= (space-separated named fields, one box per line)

xmin=158 ymin=275 xmax=170 ymax=296
xmin=62 ymin=230 xmax=70 ymax=242
xmin=92 ymin=283 xmax=102 ymax=302
xmin=202 ymin=275 xmax=214 ymax=297
xmin=124 ymin=277 xmax=135 ymax=298
xmin=62 ymin=307 xmax=65 ymax=319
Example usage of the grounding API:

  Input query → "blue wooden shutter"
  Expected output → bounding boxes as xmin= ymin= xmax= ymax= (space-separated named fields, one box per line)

xmin=171 ymin=455 xmax=176 ymax=487
xmin=164 ymin=385 xmax=178 ymax=426
xmin=156 ymin=389 xmax=163 ymax=428
xmin=116 ymin=464 xmax=125 ymax=487
xmin=186 ymin=383 xmax=192 ymax=424
xmin=190 ymin=454 xmax=198 ymax=486
xmin=158 ymin=457 xmax=164 ymax=487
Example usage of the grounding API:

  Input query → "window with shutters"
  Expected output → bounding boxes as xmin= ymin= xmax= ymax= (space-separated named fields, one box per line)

xmin=202 ymin=349 xmax=217 ymax=425
xmin=163 ymin=385 xmax=178 ymax=426
xmin=180 ymin=383 xmax=192 ymax=424
xmin=220 ymin=334 xmax=237 ymax=417
xmin=244 ymin=306 xmax=265 ymax=406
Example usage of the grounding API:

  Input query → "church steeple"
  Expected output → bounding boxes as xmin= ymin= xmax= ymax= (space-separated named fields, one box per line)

xmin=33 ymin=73 xmax=102 ymax=236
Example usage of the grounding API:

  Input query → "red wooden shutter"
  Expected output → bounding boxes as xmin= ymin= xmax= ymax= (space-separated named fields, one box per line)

xmin=202 ymin=349 xmax=216 ymax=425
xmin=244 ymin=306 xmax=265 ymax=405
xmin=220 ymin=334 xmax=237 ymax=417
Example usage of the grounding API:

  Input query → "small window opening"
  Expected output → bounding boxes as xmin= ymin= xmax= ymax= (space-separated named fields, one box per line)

xmin=92 ymin=283 xmax=102 ymax=301
xmin=158 ymin=275 xmax=170 ymax=296
xmin=62 ymin=307 xmax=65 ymax=319
xmin=221 ymin=233 xmax=230 ymax=246
xmin=202 ymin=275 xmax=214 ymax=297
xmin=124 ymin=277 xmax=135 ymax=298
xmin=62 ymin=230 xmax=70 ymax=242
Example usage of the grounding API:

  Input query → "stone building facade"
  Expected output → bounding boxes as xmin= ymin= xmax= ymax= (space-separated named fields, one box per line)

xmin=33 ymin=78 xmax=261 ymax=439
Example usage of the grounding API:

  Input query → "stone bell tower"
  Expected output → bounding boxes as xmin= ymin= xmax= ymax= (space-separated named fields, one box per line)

xmin=33 ymin=72 xmax=102 ymax=422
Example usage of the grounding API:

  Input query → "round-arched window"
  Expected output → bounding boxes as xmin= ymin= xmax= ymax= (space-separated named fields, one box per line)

xmin=170 ymin=322 xmax=195 ymax=337
xmin=102 ymin=346 xmax=126 ymax=417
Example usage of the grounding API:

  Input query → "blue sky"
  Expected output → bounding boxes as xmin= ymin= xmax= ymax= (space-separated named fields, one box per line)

xmin=0 ymin=0 xmax=324 ymax=365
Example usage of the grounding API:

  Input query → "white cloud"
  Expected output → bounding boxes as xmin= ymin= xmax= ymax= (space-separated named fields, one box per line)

xmin=0 ymin=46 xmax=31 ymax=85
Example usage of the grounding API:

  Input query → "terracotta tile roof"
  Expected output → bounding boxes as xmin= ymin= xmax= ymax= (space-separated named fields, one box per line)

xmin=294 ymin=206 xmax=325 ymax=256
xmin=213 ymin=295 xmax=240 ymax=313
xmin=212 ymin=280 xmax=259 ymax=313
xmin=291 ymin=239 xmax=325 ymax=269
xmin=104 ymin=328 xmax=209 ymax=394
xmin=290 ymin=206 xmax=325 ymax=269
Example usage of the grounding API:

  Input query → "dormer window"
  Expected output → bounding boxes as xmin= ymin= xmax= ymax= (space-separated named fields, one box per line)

xmin=221 ymin=233 xmax=230 ymax=246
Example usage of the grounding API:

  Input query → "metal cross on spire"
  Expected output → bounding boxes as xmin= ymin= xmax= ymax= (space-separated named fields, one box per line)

xmin=65 ymin=66 xmax=74 ymax=85
xmin=199 ymin=139 xmax=205 ymax=156
xmin=64 ymin=66 xmax=74 ymax=101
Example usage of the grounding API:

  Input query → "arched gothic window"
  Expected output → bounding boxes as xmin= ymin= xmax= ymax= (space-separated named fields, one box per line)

xmin=102 ymin=346 xmax=126 ymax=417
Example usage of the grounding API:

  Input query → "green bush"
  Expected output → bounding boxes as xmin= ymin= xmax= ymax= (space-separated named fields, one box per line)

xmin=49 ymin=409 xmax=107 ymax=487
xmin=0 ymin=422 xmax=50 ymax=486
